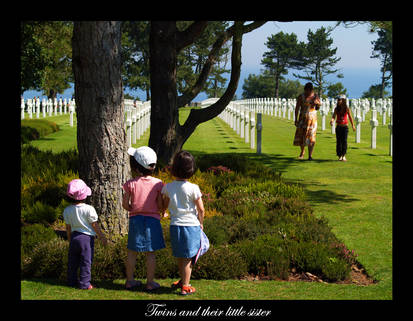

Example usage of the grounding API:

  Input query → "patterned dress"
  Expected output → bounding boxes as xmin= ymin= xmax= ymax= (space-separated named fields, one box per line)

xmin=293 ymin=93 xmax=318 ymax=146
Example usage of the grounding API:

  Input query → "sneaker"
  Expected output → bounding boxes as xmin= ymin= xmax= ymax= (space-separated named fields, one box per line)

xmin=342 ymin=156 xmax=347 ymax=162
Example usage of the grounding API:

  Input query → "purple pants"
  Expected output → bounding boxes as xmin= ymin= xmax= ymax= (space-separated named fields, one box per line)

xmin=67 ymin=231 xmax=95 ymax=289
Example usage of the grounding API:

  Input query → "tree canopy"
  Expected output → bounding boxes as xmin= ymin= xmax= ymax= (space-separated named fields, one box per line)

xmin=20 ymin=21 xmax=73 ymax=98
xmin=293 ymin=27 xmax=342 ymax=96
xmin=261 ymin=31 xmax=306 ymax=97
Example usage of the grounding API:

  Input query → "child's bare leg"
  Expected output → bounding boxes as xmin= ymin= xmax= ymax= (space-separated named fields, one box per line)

xmin=178 ymin=258 xmax=192 ymax=286
xmin=146 ymin=252 xmax=156 ymax=286
xmin=125 ymin=249 xmax=138 ymax=281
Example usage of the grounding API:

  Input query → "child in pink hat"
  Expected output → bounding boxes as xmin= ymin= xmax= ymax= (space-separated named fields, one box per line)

xmin=64 ymin=179 xmax=107 ymax=290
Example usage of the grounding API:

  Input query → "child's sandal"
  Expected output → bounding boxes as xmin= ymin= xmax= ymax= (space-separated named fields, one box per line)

xmin=171 ymin=279 xmax=183 ymax=288
xmin=180 ymin=285 xmax=196 ymax=296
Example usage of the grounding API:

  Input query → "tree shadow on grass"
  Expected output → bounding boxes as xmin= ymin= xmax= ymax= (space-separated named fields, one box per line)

xmin=188 ymin=151 xmax=360 ymax=207
xmin=302 ymin=188 xmax=360 ymax=206
xmin=23 ymin=278 xmax=178 ymax=295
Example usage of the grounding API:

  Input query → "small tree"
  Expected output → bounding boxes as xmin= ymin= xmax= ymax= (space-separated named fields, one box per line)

xmin=361 ymin=84 xmax=389 ymax=99
xmin=326 ymin=82 xmax=348 ymax=98
xmin=242 ymin=72 xmax=276 ymax=98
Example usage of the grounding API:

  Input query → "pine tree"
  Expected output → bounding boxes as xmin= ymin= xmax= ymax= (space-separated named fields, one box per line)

xmin=293 ymin=27 xmax=342 ymax=96
xmin=261 ymin=32 xmax=306 ymax=98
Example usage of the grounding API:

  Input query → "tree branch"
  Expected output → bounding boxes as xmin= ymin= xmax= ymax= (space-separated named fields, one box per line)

xmin=180 ymin=21 xmax=244 ymax=140
xmin=177 ymin=21 xmax=267 ymax=107
xmin=175 ymin=21 xmax=209 ymax=52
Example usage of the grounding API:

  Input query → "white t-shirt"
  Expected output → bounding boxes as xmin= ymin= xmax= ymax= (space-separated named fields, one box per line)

xmin=63 ymin=203 xmax=98 ymax=236
xmin=161 ymin=180 xmax=202 ymax=226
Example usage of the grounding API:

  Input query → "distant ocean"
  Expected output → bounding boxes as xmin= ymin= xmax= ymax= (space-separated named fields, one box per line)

xmin=22 ymin=67 xmax=391 ymax=102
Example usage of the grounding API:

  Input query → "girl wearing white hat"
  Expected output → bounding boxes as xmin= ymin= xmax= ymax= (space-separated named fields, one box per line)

xmin=122 ymin=146 xmax=166 ymax=291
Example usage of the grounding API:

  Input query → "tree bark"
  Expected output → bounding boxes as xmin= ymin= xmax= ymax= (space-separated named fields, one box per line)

xmin=148 ymin=21 xmax=184 ymax=165
xmin=275 ymin=75 xmax=280 ymax=98
xmin=72 ymin=21 xmax=129 ymax=237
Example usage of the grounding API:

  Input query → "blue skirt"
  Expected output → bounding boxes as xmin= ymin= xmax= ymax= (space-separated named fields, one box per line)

xmin=170 ymin=225 xmax=201 ymax=258
xmin=127 ymin=215 xmax=165 ymax=252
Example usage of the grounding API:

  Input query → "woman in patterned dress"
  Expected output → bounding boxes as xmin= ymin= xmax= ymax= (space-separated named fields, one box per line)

xmin=293 ymin=83 xmax=321 ymax=160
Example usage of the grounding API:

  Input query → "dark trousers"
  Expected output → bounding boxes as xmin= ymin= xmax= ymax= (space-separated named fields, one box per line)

xmin=336 ymin=125 xmax=349 ymax=157
xmin=67 ymin=231 xmax=95 ymax=289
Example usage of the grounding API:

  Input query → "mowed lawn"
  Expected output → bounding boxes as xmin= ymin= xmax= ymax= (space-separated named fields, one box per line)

xmin=21 ymin=108 xmax=392 ymax=300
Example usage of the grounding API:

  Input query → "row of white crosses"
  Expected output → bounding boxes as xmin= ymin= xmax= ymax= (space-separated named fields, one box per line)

xmin=217 ymin=100 xmax=256 ymax=150
xmin=21 ymin=97 xmax=76 ymax=124
xmin=213 ymin=96 xmax=393 ymax=156
xmin=124 ymin=99 xmax=151 ymax=148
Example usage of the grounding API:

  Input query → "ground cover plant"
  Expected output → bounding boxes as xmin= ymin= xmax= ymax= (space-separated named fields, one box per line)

xmin=21 ymin=144 xmax=363 ymax=285
xmin=20 ymin=110 xmax=391 ymax=299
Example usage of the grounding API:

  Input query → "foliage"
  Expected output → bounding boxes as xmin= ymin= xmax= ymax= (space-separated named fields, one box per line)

xmin=242 ymin=72 xmax=277 ymax=98
xmin=235 ymin=234 xmax=290 ymax=279
xmin=21 ymin=146 xmax=355 ymax=282
xmin=370 ymin=28 xmax=392 ymax=98
xmin=361 ymin=84 xmax=390 ymax=99
xmin=293 ymin=27 xmax=342 ymax=96
xmin=121 ymin=21 xmax=231 ymax=102
xmin=21 ymin=223 xmax=58 ymax=258
xmin=22 ymin=238 xmax=69 ymax=280
xmin=20 ymin=21 xmax=73 ymax=97
xmin=261 ymin=31 xmax=307 ymax=98
xmin=21 ymin=145 xmax=79 ymax=225
xmin=121 ymin=21 xmax=151 ymax=100
xmin=326 ymin=82 xmax=348 ymax=98
xmin=21 ymin=21 xmax=48 ymax=93
xmin=242 ymin=73 xmax=303 ymax=99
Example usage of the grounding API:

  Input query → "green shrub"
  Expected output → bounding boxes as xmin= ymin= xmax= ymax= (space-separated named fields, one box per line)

xmin=22 ymin=238 xmax=69 ymax=280
xmin=21 ymin=146 xmax=79 ymax=225
xmin=286 ymin=241 xmax=350 ymax=281
xmin=92 ymin=236 xmax=128 ymax=280
xmin=192 ymin=244 xmax=248 ymax=280
xmin=21 ymin=201 xmax=60 ymax=225
xmin=235 ymin=234 xmax=290 ymax=280
xmin=21 ymin=223 xmax=57 ymax=253
xmin=21 ymin=126 xmax=40 ymax=144
xmin=321 ymin=257 xmax=350 ymax=281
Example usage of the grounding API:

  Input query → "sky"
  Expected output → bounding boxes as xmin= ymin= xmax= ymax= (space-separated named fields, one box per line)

xmin=23 ymin=21 xmax=388 ymax=101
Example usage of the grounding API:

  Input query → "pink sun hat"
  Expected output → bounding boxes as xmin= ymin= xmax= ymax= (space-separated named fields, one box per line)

xmin=67 ymin=179 xmax=92 ymax=200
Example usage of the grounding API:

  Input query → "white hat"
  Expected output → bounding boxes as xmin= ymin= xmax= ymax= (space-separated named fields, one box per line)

xmin=127 ymin=146 xmax=157 ymax=169
xmin=338 ymin=94 xmax=347 ymax=99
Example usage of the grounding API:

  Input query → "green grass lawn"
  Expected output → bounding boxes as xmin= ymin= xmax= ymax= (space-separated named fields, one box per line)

xmin=21 ymin=109 xmax=392 ymax=300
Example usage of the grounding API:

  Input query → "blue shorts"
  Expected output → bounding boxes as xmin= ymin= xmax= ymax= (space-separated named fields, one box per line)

xmin=127 ymin=215 xmax=165 ymax=252
xmin=170 ymin=225 xmax=201 ymax=258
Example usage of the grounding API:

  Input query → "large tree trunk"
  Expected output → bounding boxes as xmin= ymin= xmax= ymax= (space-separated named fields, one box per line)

xmin=148 ymin=21 xmax=184 ymax=165
xmin=72 ymin=21 xmax=129 ymax=237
